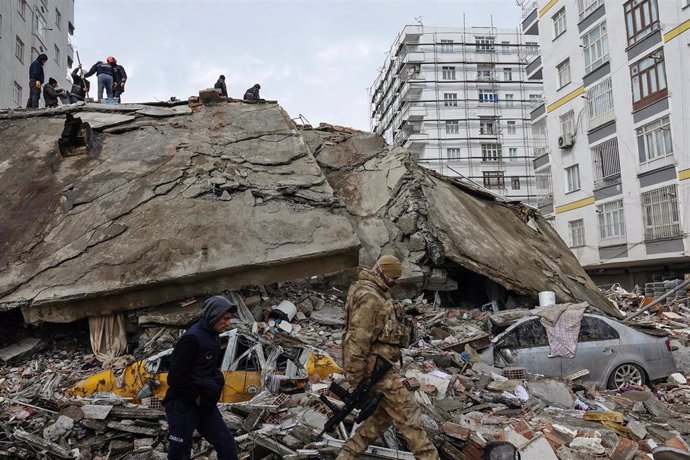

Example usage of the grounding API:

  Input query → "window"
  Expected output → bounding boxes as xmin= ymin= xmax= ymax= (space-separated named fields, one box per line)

xmin=440 ymin=39 xmax=454 ymax=53
xmin=479 ymin=90 xmax=498 ymax=103
xmin=505 ymin=94 xmax=514 ymax=107
xmin=579 ymin=0 xmax=604 ymax=20
xmin=54 ymin=44 xmax=60 ymax=63
xmin=500 ymin=320 xmax=549 ymax=349
xmin=0 ymin=14 xmax=3 ymax=38
xmin=631 ymin=49 xmax=667 ymax=110
xmin=560 ymin=111 xmax=575 ymax=137
xmin=13 ymin=81 xmax=22 ymax=107
xmin=509 ymin=147 xmax=518 ymax=158
xmin=637 ymin=116 xmax=672 ymax=163
xmin=579 ymin=317 xmax=619 ymax=342
xmin=68 ymin=21 xmax=74 ymax=35
xmin=625 ymin=0 xmax=659 ymax=45
xmin=568 ymin=219 xmax=585 ymax=247
xmin=553 ymin=8 xmax=567 ymax=38
xmin=583 ymin=22 xmax=609 ymax=74
xmin=501 ymin=41 xmax=510 ymax=54
xmin=557 ymin=59 xmax=571 ymax=88
xmin=511 ymin=177 xmax=521 ymax=190
xmin=67 ymin=56 xmax=73 ymax=68
xmin=479 ymin=118 xmax=498 ymax=135
xmin=503 ymin=68 xmax=513 ymax=81
xmin=526 ymin=42 xmax=539 ymax=54
xmin=481 ymin=144 xmax=502 ymax=161
xmin=507 ymin=121 xmax=516 ymax=135
xmin=565 ymin=164 xmax=580 ymax=192
xmin=15 ymin=35 xmax=24 ymax=63
xmin=445 ymin=120 xmax=460 ymax=134
xmin=529 ymin=94 xmax=541 ymax=103
xmin=442 ymin=66 xmax=456 ymax=80
xmin=587 ymin=77 xmax=615 ymax=128
xmin=592 ymin=138 xmax=621 ymax=189
xmin=55 ymin=8 xmax=62 ymax=29
xmin=475 ymin=36 xmax=495 ymax=53
xmin=443 ymin=93 xmax=458 ymax=106
xmin=34 ymin=11 xmax=47 ymax=42
xmin=483 ymin=171 xmax=505 ymax=188
xmin=30 ymin=47 xmax=38 ymax=62
xmin=477 ymin=65 xmax=494 ymax=81
xmin=17 ymin=0 xmax=26 ymax=19
xmin=447 ymin=148 xmax=461 ymax=159
xmin=597 ymin=200 xmax=626 ymax=243
xmin=641 ymin=184 xmax=681 ymax=240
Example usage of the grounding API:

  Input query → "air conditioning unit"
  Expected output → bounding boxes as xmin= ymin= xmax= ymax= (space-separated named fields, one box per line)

xmin=558 ymin=134 xmax=575 ymax=149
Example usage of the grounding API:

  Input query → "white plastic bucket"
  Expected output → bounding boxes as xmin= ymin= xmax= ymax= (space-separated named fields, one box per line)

xmin=538 ymin=291 xmax=556 ymax=307
xmin=272 ymin=300 xmax=298 ymax=321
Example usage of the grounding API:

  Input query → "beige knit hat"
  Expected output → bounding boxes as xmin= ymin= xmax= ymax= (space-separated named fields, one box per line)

xmin=376 ymin=255 xmax=403 ymax=279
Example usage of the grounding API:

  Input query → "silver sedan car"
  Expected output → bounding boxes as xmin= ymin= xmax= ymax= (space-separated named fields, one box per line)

xmin=479 ymin=314 xmax=677 ymax=388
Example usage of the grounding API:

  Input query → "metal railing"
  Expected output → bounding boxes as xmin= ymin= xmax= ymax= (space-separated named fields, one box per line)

xmin=587 ymin=78 xmax=615 ymax=129
xmin=592 ymin=138 xmax=621 ymax=189
xmin=641 ymin=184 xmax=682 ymax=241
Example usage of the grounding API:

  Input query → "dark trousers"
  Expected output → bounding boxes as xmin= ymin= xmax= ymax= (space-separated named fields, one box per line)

xmin=165 ymin=399 xmax=237 ymax=460
xmin=26 ymin=79 xmax=41 ymax=108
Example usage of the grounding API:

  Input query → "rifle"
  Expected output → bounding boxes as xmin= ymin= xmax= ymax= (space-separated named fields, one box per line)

xmin=318 ymin=354 xmax=393 ymax=437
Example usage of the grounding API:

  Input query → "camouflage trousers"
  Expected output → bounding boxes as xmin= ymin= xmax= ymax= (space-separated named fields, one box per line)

xmin=335 ymin=372 xmax=439 ymax=460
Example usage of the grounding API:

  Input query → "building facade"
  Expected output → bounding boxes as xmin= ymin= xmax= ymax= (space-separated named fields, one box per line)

xmin=0 ymin=0 xmax=75 ymax=109
xmin=522 ymin=0 xmax=690 ymax=287
xmin=370 ymin=25 xmax=544 ymax=205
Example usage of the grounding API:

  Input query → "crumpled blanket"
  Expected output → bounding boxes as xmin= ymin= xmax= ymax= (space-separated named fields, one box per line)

xmin=88 ymin=313 xmax=134 ymax=387
xmin=532 ymin=302 xmax=588 ymax=358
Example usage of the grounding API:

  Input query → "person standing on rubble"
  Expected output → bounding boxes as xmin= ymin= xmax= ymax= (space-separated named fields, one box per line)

xmin=84 ymin=56 xmax=116 ymax=102
xmin=337 ymin=255 xmax=439 ymax=460
xmin=26 ymin=53 xmax=48 ymax=108
xmin=69 ymin=65 xmax=91 ymax=104
xmin=243 ymin=83 xmax=261 ymax=101
xmin=163 ymin=295 xmax=238 ymax=460
xmin=214 ymin=75 xmax=228 ymax=97
xmin=112 ymin=61 xmax=127 ymax=102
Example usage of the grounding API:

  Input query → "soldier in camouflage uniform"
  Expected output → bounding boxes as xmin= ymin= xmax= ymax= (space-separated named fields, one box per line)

xmin=336 ymin=255 xmax=439 ymax=460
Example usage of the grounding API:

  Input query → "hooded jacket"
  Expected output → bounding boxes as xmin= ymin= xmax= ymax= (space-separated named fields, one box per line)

xmin=70 ymin=68 xmax=90 ymax=100
xmin=341 ymin=268 xmax=411 ymax=387
xmin=163 ymin=296 xmax=234 ymax=407
xmin=243 ymin=85 xmax=260 ymax=101
xmin=43 ymin=84 xmax=63 ymax=107
xmin=84 ymin=61 xmax=114 ymax=78
xmin=29 ymin=54 xmax=48 ymax=83
xmin=214 ymin=78 xmax=228 ymax=97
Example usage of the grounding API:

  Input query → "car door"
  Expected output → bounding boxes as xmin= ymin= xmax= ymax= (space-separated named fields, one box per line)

xmin=494 ymin=319 xmax=562 ymax=378
xmin=560 ymin=315 xmax=620 ymax=386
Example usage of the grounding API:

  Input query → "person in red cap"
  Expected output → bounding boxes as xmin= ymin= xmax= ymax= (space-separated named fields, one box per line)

xmin=338 ymin=255 xmax=439 ymax=460
xmin=84 ymin=56 xmax=117 ymax=102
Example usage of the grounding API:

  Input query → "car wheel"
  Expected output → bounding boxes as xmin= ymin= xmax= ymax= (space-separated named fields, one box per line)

xmin=607 ymin=363 xmax=646 ymax=389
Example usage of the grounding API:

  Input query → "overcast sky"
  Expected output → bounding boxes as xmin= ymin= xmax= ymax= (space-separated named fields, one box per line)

xmin=74 ymin=0 xmax=523 ymax=131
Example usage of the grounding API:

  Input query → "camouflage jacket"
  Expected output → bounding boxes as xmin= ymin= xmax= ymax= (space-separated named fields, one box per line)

xmin=341 ymin=268 xmax=410 ymax=386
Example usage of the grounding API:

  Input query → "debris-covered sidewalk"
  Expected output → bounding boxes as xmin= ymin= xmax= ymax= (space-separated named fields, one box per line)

xmin=2 ymin=278 xmax=690 ymax=459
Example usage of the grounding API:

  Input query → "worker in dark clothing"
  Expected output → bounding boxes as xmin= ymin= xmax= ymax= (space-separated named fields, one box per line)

xmin=163 ymin=296 xmax=238 ymax=460
xmin=214 ymin=75 xmax=228 ymax=97
xmin=43 ymin=78 xmax=68 ymax=108
xmin=84 ymin=57 xmax=116 ymax=102
xmin=113 ymin=63 xmax=127 ymax=102
xmin=69 ymin=65 xmax=91 ymax=103
xmin=27 ymin=54 xmax=48 ymax=108
xmin=243 ymin=84 xmax=261 ymax=101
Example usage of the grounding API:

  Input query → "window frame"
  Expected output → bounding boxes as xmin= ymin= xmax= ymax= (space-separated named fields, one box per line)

xmin=557 ymin=59 xmax=571 ymax=89
xmin=475 ymin=36 xmax=495 ymax=53
xmin=55 ymin=8 xmax=62 ymax=29
xmin=568 ymin=219 xmax=586 ymax=248
xmin=511 ymin=176 xmax=521 ymax=190
xmin=13 ymin=81 xmax=23 ymax=107
xmin=636 ymin=115 xmax=673 ymax=164
xmin=440 ymin=39 xmax=454 ymax=53
xmin=479 ymin=117 xmax=498 ymax=135
xmin=445 ymin=120 xmax=460 ymax=135
xmin=565 ymin=164 xmax=581 ymax=193
xmin=630 ymin=49 xmax=667 ymax=111
xmin=507 ymin=121 xmax=517 ymax=135
xmin=641 ymin=184 xmax=682 ymax=241
xmin=481 ymin=143 xmax=502 ymax=161
xmin=509 ymin=147 xmax=518 ymax=159
xmin=578 ymin=316 xmax=619 ymax=342
xmin=482 ymin=171 xmax=505 ymax=189
xmin=478 ymin=90 xmax=498 ymax=103
xmin=15 ymin=35 xmax=24 ymax=63
xmin=597 ymin=199 xmax=626 ymax=244
xmin=578 ymin=0 xmax=604 ymax=21
xmin=54 ymin=44 xmax=60 ymax=63
xmin=505 ymin=94 xmax=514 ymax=107
xmin=503 ymin=67 xmax=513 ymax=81
xmin=446 ymin=147 xmax=461 ymax=159
xmin=442 ymin=66 xmax=456 ymax=80
xmin=443 ymin=93 xmax=458 ymax=107
xmin=553 ymin=8 xmax=567 ymax=39
xmin=34 ymin=10 xmax=47 ymax=43
xmin=17 ymin=0 xmax=27 ymax=19
xmin=582 ymin=21 xmax=609 ymax=75
xmin=560 ymin=110 xmax=575 ymax=137
xmin=624 ymin=0 xmax=658 ymax=46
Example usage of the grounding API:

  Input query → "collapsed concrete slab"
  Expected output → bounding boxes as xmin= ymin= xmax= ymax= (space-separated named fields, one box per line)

xmin=302 ymin=124 xmax=618 ymax=317
xmin=0 ymin=102 xmax=360 ymax=322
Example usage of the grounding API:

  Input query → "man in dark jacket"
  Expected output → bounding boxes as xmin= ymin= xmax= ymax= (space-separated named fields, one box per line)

xmin=214 ymin=75 xmax=228 ymax=97
xmin=27 ymin=54 xmax=48 ymax=108
xmin=113 ymin=63 xmax=127 ymax=102
xmin=84 ymin=57 xmax=116 ymax=102
xmin=43 ymin=78 xmax=68 ymax=108
xmin=163 ymin=295 xmax=238 ymax=460
xmin=69 ymin=65 xmax=90 ymax=103
xmin=243 ymin=83 xmax=261 ymax=101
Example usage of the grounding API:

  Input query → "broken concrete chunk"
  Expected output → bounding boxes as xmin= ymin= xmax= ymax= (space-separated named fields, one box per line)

xmin=0 ymin=338 xmax=44 ymax=363
xmin=526 ymin=379 xmax=575 ymax=408
xmin=310 ymin=305 xmax=344 ymax=326
xmin=42 ymin=415 xmax=74 ymax=442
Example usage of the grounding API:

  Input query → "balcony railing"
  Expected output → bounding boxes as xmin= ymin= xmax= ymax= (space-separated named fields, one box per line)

xmin=592 ymin=138 xmax=621 ymax=190
xmin=587 ymin=78 xmax=615 ymax=129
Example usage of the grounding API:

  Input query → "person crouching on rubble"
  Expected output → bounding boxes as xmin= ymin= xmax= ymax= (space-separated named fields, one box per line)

xmin=337 ymin=255 xmax=439 ymax=460
xmin=163 ymin=295 xmax=238 ymax=460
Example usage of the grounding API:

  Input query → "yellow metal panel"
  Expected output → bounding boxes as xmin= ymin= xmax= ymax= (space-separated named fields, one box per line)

xmin=664 ymin=19 xmax=690 ymax=43
xmin=679 ymin=168 xmax=690 ymax=181
xmin=539 ymin=0 xmax=559 ymax=18
xmin=555 ymin=196 xmax=595 ymax=214
xmin=547 ymin=86 xmax=585 ymax=113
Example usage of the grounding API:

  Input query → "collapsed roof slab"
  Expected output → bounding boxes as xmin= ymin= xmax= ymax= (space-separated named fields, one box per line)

xmin=0 ymin=102 xmax=359 ymax=323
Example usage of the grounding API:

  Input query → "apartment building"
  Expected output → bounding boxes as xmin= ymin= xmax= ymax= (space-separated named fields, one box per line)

xmin=370 ymin=25 xmax=544 ymax=205
xmin=0 ymin=0 xmax=75 ymax=109
xmin=522 ymin=0 xmax=690 ymax=287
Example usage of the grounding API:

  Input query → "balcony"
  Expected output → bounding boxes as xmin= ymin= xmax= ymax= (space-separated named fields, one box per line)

xmin=592 ymin=138 xmax=621 ymax=190
xmin=400 ymin=103 xmax=427 ymax=122
xmin=398 ymin=81 xmax=424 ymax=102
xmin=526 ymin=55 xmax=542 ymax=80
xmin=521 ymin=1 xmax=539 ymax=36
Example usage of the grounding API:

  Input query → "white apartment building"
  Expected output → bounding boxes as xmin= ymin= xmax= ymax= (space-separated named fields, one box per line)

xmin=0 ymin=0 xmax=75 ymax=109
xmin=370 ymin=25 xmax=544 ymax=205
xmin=522 ymin=0 xmax=690 ymax=288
